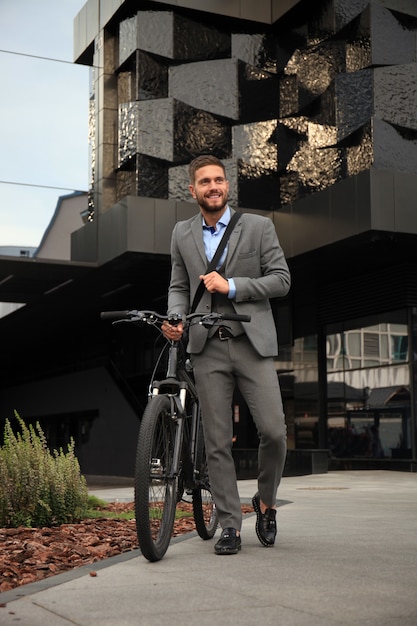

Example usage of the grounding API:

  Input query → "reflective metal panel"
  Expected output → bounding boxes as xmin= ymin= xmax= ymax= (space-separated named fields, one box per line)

xmin=373 ymin=118 xmax=417 ymax=173
xmin=371 ymin=3 xmax=417 ymax=66
xmin=374 ymin=64 xmax=417 ymax=130
xmin=119 ymin=11 xmax=230 ymax=65
xmin=335 ymin=70 xmax=373 ymax=141
xmin=173 ymin=100 xmax=232 ymax=162
xmin=92 ymin=0 xmax=417 ymax=221
xmin=232 ymin=33 xmax=278 ymax=73
xmin=169 ymin=59 xmax=239 ymax=120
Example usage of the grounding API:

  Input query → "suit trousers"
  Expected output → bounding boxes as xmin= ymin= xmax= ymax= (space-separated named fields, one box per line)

xmin=190 ymin=334 xmax=287 ymax=531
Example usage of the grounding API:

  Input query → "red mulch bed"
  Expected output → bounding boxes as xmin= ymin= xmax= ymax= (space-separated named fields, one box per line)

xmin=0 ymin=502 xmax=253 ymax=593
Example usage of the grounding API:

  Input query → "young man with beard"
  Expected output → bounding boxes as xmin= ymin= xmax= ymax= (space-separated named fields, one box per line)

xmin=162 ymin=155 xmax=290 ymax=554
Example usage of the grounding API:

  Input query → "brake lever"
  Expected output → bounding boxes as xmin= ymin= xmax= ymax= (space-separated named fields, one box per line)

xmin=199 ymin=313 xmax=222 ymax=329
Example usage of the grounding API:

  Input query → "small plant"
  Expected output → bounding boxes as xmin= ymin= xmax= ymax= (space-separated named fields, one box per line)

xmin=83 ymin=495 xmax=135 ymax=521
xmin=0 ymin=411 xmax=89 ymax=528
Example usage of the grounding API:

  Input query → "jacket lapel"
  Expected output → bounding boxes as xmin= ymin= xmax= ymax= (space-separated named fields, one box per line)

xmin=225 ymin=210 xmax=242 ymax=267
xmin=191 ymin=214 xmax=207 ymax=266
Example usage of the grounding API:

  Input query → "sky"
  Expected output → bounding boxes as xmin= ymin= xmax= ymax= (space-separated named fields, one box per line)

xmin=0 ymin=0 xmax=90 ymax=249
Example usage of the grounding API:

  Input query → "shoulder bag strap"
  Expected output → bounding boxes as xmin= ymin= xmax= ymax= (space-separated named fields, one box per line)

xmin=190 ymin=211 xmax=241 ymax=314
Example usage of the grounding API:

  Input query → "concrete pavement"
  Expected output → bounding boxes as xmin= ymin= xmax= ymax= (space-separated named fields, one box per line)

xmin=1 ymin=470 xmax=416 ymax=625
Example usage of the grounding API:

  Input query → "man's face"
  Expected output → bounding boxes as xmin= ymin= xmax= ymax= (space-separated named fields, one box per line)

xmin=189 ymin=165 xmax=229 ymax=214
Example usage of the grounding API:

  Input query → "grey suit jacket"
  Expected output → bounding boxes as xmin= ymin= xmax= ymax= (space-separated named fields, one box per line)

xmin=167 ymin=209 xmax=291 ymax=357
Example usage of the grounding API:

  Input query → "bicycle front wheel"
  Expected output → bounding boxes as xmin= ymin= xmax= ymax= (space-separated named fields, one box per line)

xmin=192 ymin=419 xmax=218 ymax=539
xmin=135 ymin=395 xmax=178 ymax=561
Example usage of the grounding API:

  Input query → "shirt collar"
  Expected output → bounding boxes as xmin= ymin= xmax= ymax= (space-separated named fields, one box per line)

xmin=202 ymin=206 xmax=231 ymax=229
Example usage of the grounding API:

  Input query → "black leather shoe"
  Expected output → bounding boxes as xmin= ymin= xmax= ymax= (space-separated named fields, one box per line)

xmin=252 ymin=492 xmax=277 ymax=547
xmin=214 ymin=528 xmax=241 ymax=555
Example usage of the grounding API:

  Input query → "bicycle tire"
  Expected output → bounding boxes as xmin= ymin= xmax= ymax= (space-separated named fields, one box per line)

xmin=192 ymin=417 xmax=218 ymax=539
xmin=135 ymin=395 xmax=178 ymax=561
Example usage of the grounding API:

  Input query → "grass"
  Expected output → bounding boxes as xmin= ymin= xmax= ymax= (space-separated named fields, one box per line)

xmin=84 ymin=496 xmax=194 ymax=521
xmin=85 ymin=508 xmax=136 ymax=521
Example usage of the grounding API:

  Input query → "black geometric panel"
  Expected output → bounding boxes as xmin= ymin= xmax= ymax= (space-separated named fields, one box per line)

xmin=371 ymin=3 xmax=417 ymax=66
xmin=374 ymin=64 xmax=417 ymax=130
xmin=116 ymin=155 xmax=168 ymax=200
xmin=112 ymin=0 xmax=417 ymax=211
xmin=118 ymin=51 xmax=168 ymax=101
xmin=285 ymin=142 xmax=344 ymax=197
xmin=288 ymin=41 xmax=346 ymax=108
xmin=173 ymin=13 xmax=230 ymax=61
xmin=174 ymin=100 xmax=232 ymax=162
xmin=137 ymin=51 xmax=168 ymax=100
xmin=279 ymin=74 xmax=299 ymax=118
xmin=137 ymin=155 xmax=168 ymax=198
xmin=169 ymin=58 xmax=278 ymax=123
xmin=118 ymin=99 xmax=231 ymax=171
xmin=344 ymin=12 xmax=372 ymax=73
xmin=119 ymin=100 xmax=176 ymax=165
xmin=279 ymin=170 xmax=301 ymax=206
xmin=119 ymin=11 xmax=230 ymax=66
xmin=169 ymin=59 xmax=240 ymax=120
xmin=345 ymin=123 xmax=372 ymax=177
xmin=118 ymin=102 xmax=140 ymax=167
xmin=334 ymin=0 xmax=368 ymax=32
xmin=276 ymin=123 xmax=301 ymax=172
xmin=373 ymin=118 xmax=417 ymax=173
xmin=238 ymin=167 xmax=280 ymax=211
xmin=118 ymin=69 xmax=136 ymax=103
xmin=232 ymin=120 xmax=279 ymax=210
xmin=334 ymin=70 xmax=373 ymax=141
xmin=116 ymin=167 xmax=137 ymax=201
xmin=233 ymin=120 xmax=278 ymax=175
xmin=231 ymin=33 xmax=278 ymax=74
xmin=238 ymin=62 xmax=279 ymax=123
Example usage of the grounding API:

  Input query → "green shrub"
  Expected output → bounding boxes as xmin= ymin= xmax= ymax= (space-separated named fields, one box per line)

xmin=0 ymin=411 xmax=89 ymax=528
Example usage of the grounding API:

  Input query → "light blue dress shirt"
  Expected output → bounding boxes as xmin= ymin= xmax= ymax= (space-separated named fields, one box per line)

xmin=202 ymin=206 xmax=236 ymax=299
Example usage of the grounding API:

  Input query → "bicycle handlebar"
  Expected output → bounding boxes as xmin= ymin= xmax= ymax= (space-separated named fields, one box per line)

xmin=100 ymin=309 xmax=251 ymax=325
xmin=211 ymin=313 xmax=251 ymax=323
xmin=100 ymin=310 xmax=133 ymax=321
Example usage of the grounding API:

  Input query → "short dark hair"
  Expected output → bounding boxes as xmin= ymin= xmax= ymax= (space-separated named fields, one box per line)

xmin=188 ymin=155 xmax=226 ymax=184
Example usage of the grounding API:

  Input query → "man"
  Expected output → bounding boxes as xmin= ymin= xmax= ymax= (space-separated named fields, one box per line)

xmin=162 ymin=155 xmax=290 ymax=555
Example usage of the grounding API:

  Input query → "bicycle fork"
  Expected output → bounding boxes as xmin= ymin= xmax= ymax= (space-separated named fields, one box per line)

xmin=150 ymin=383 xmax=188 ymax=482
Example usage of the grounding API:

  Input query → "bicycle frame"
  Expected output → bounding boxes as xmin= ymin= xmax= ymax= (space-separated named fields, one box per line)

xmin=150 ymin=340 xmax=201 ymax=487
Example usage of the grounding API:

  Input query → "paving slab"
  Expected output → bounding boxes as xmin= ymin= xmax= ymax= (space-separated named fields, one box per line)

xmin=1 ymin=471 xmax=416 ymax=626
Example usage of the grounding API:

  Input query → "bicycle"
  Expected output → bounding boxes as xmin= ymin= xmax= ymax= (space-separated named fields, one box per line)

xmin=100 ymin=308 xmax=251 ymax=561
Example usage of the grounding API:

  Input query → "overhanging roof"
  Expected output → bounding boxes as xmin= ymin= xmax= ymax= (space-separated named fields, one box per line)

xmin=0 ymin=255 xmax=95 ymax=304
xmin=0 ymin=251 xmax=171 ymax=387
xmin=74 ymin=0 xmax=303 ymax=64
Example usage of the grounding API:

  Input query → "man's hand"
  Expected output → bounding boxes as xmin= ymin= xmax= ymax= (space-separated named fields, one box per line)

xmin=199 ymin=271 xmax=229 ymax=294
xmin=161 ymin=321 xmax=184 ymax=341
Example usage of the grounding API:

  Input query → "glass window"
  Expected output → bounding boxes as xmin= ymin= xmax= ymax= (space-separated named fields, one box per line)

xmin=326 ymin=310 xmax=411 ymax=460
xmin=276 ymin=334 xmax=319 ymax=450
xmin=346 ymin=332 xmax=361 ymax=357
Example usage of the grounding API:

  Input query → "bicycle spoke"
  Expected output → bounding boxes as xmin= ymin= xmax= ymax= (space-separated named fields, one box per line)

xmin=135 ymin=395 xmax=178 ymax=561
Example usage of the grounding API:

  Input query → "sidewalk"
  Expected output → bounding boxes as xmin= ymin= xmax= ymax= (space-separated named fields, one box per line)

xmin=1 ymin=470 xmax=416 ymax=625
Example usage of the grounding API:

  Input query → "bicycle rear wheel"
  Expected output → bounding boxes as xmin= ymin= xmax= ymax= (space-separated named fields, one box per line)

xmin=192 ymin=418 xmax=218 ymax=539
xmin=135 ymin=395 xmax=178 ymax=561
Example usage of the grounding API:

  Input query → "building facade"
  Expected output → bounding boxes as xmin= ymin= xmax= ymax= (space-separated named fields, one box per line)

xmin=1 ymin=0 xmax=417 ymax=476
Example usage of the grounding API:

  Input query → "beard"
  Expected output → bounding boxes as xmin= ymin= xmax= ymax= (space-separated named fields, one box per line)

xmin=195 ymin=189 xmax=229 ymax=214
